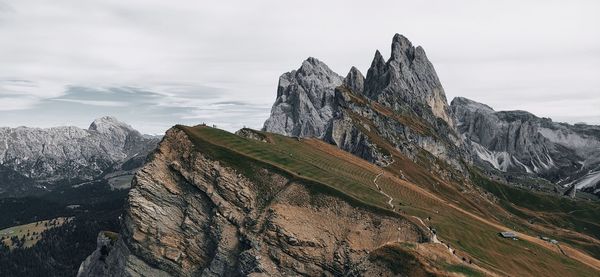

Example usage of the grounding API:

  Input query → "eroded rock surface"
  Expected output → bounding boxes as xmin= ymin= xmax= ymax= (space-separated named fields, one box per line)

xmin=262 ymin=57 xmax=343 ymax=138
xmin=0 ymin=116 xmax=159 ymax=196
xmin=78 ymin=127 xmax=426 ymax=276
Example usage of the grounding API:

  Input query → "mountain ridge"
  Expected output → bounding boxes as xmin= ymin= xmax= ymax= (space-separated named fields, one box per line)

xmin=451 ymin=96 xmax=600 ymax=197
xmin=0 ymin=116 xmax=159 ymax=196
xmin=264 ymin=34 xmax=466 ymax=176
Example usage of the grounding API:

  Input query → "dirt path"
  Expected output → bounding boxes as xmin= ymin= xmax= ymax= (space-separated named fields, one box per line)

xmin=412 ymin=216 xmax=441 ymax=243
xmin=374 ymin=159 xmax=395 ymax=209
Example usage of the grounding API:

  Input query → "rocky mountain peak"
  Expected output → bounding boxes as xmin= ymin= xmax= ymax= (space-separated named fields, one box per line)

xmin=343 ymin=66 xmax=365 ymax=94
xmin=298 ymin=57 xmax=329 ymax=72
xmin=364 ymin=34 xmax=454 ymax=128
xmin=88 ymin=116 xmax=137 ymax=134
xmin=264 ymin=34 xmax=465 ymax=172
xmin=0 ymin=117 xmax=158 ymax=186
xmin=390 ymin=33 xmax=414 ymax=61
xmin=453 ymin=97 xmax=600 ymax=197
xmin=451 ymin=97 xmax=495 ymax=114
xmin=369 ymin=50 xmax=386 ymax=75
xmin=262 ymin=57 xmax=343 ymax=137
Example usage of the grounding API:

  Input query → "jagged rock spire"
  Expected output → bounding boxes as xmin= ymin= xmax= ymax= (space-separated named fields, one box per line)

xmin=391 ymin=34 xmax=414 ymax=61
xmin=343 ymin=66 xmax=364 ymax=94
xmin=364 ymin=34 xmax=455 ymax=128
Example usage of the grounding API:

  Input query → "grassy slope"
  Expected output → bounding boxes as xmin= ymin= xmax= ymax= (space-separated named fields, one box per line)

xmin=179 ymin=125 xmax=599 ymax=276
xmin=470 ymin=170 xmax=600 ymax=258
xmin=344 ymin=91 xmax=600 ymax=273
xmin=0 ymin=217 xmax=72 ymax=249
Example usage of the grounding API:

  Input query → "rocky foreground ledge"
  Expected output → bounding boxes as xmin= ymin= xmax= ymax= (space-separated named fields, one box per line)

xmin=77 ymin=127 xmax=429 ymax=276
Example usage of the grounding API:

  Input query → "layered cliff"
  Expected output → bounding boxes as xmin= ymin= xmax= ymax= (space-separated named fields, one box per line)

xmin=79 ymin=125 xmax=600 ymax=277
xmin=78 ymin=126 xmax=434 ymax=276
xmin=77 ymin=33 xmax=600 ymax=276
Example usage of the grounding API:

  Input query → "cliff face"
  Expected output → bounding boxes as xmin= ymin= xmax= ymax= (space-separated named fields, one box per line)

xmin=263 ymin=34 xmax=466 ymax=174
xmin=452 ymin=97 xmax=600 ymax=196
xmin=78 ymin=127 xmax=426 ymax=276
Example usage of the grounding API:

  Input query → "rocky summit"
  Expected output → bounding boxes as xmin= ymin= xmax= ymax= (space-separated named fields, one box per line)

xmin=363 ymin=34 xmax=454 ymax=128
xmin=264 ymin=34 xmax=465 ymax=176
xmin=263 ymin=34 xmax=600 ymax=198
xmin=262 ymin=57 xmax=343 ymax=138
xmin=0 ymin=116 xmax=159 ymax=196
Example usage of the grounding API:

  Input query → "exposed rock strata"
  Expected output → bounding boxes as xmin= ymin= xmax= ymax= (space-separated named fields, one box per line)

xmin=78 ymin=127 xmax=426 ymax=276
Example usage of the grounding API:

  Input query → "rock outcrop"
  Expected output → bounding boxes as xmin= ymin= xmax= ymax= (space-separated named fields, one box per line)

xmin=262 ymin=57 xmax=343 ymax=138
xmin=363 ymin=34 xmax=454 ymax=128
xmin=452 ymin=97 xmax=600 ymax=196
xmin=0 ymin=116 xmax=159 ymax=195
xmin=263 ymin=34 xmax=466 ymax=174
xmin=77 ymin=127 xmax=426 ymax=276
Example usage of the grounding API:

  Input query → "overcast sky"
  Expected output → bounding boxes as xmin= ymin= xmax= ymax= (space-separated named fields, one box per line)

xmin=0 ymin=0 xmax=599 ymax=134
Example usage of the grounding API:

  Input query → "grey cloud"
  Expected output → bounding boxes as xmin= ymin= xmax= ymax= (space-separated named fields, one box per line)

xmin=0 ymin=85 xmax=270 ymax=134
xmin=0 ymin=0 xmax=598 ymax=132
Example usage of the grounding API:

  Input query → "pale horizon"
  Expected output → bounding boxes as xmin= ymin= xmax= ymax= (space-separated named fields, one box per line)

xmin=1 ymin=0 xmax=599 ymax=134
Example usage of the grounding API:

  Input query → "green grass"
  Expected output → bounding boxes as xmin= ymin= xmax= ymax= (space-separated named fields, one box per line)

xmin=0 ymin=217 xmax=72 ymax=249
xmin=443 ymin=263 xmax=485 ymax=277
xmin=470 ymin=169 xmax=600 ymax=258
xmin=179 ymin=126 xmax=396 ymax=215
xmin=177 ymin=125 xmax=599 ymax=276
xmin=368 ymin=244 xmax=435 ymax=276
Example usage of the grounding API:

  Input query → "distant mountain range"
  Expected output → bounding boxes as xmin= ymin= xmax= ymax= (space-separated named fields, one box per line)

xmin=452 ymin=97 xmax=600 ymax=197
xmin=0 ymin=116 xmax=159 ymax=197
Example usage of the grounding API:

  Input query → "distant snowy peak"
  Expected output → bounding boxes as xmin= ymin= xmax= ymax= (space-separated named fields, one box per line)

xmin=89 ymin=116 xmax=137 ymax=134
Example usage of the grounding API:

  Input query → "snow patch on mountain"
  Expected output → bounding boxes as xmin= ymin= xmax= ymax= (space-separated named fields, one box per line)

xmin=471 ymin=142 xmax=512 ymax=172
xmin=570 ymin=170 xmax=600 ymax=190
